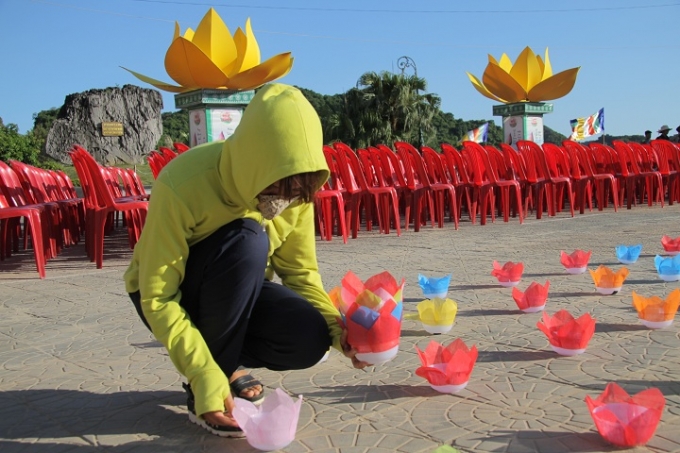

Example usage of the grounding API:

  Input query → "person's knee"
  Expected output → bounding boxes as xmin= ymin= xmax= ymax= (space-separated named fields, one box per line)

xmin=289 ymin=308 xmax=333 ymax=368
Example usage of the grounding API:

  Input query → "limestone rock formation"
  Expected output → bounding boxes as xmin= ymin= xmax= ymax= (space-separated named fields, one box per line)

xmin=45 ymin=85 xmax=163 ymax=165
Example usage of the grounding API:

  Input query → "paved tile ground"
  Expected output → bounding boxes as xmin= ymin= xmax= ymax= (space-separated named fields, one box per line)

xmin=2 ymin=204 xmax=680 ymax=452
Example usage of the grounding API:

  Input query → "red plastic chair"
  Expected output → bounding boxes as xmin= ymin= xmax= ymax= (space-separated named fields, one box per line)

xmin=440 ymin=143 xmax=476 ymax=222
xmin=314 ymin=182 xmax=348 ymax=243
xmin=0 ymin=161 xmax=58 ymax=273
xmin=173 ymin=142 xmax=190 ymax=153
xmin=461 ymin=142 xmax=523 ymax=224
xmin=518 ymin=140 xmax=574 ymax=218
xmin=0 ymin=188 xmax=47 ymax=278
xmin=649 ymin=139 xmax=680 ymax=204
xmin=10 ymin=161 xmax=82 ymax=247
xmin=374 ymin=144 xmax=418 ymax=229
xmin=0 ymin=161 xmax=60 ymax=260
xmin=323 ymin=145 xmax=364 ymax=239
xmin=611 ymin=141 xmax=663 ymax=209
xmin=420 ymin=146 xmax=460 ymax=228
xmin=335 ymin=143 xmax=401 ymax=236
xmin=395 ymin=142 xmax=457 ymax=230
xmin=70 ymin=146 xmax=149 ymax=269
xmin=561 ymin=141 xmax=618 ymax=212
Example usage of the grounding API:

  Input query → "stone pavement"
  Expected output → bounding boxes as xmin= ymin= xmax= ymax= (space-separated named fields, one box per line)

xmin=2 ymin=205 xmax=680 ymax=453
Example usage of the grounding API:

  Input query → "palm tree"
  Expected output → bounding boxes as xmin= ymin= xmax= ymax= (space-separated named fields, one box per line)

xmin=356 ymin=71 xmax=441 ymax=147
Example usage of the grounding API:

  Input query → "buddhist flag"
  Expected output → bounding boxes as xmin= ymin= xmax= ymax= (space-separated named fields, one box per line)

xmin=464 ymin=122 xmax=489 ymax=143
xmin=569 ymin=108 xmax=604 ymax=141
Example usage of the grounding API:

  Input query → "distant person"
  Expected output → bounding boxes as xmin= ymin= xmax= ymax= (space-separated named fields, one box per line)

xmin=674 ymin=126 xmax=680 ymax=143
xmin=642 ymin=130 xmax=652 ymax=144
xmin=656 ymin=125 xmax=672 ymax=141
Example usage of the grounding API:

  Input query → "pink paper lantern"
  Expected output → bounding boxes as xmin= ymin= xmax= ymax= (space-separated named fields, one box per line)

xmin=232 ymin=388 xmax=303 ymax=451
xmin=585 ymin=382 xmax=665 ymax=447
xmin=536 ymin=309 xmax=595 ymax=356
xmin=512 ymin=280 xmax=550 ymax=313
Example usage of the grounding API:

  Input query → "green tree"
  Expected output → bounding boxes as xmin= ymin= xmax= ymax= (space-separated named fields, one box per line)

xmin=0 ymin=120 xmax=41 ymax=164
xmin=320 ymin=71 xmax=443 ymax=149
xmin=160 ymin=110 xmax=190 ymax=147
xmin=31 ymin=108 xmax=60 ymax=152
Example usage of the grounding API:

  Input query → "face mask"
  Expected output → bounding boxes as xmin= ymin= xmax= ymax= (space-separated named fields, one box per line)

xmin=257 ymin=195 xmax=298 ymax=220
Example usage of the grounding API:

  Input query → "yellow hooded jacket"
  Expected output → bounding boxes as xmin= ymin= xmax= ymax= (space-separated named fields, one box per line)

xmin=124 ymin=84 xmax=342 ymax=418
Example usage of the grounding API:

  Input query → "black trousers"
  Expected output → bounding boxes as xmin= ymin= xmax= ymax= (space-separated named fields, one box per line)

xmin=130 ymin=218 xmax=332 ymax=377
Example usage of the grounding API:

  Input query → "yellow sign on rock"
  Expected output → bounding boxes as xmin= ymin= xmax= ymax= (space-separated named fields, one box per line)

xmin=102 ymin=122 xmax=124 ymax=136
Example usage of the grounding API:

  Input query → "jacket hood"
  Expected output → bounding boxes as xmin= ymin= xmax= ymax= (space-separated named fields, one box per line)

xmin=219 ymin=83 xmax=329 ymax=208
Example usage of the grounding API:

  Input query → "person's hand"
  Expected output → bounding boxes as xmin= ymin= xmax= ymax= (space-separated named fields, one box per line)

xmin=202 ymin=394 xmax=240 ymax=429
xmin=340 ymin=329 xmax=370 ymax=369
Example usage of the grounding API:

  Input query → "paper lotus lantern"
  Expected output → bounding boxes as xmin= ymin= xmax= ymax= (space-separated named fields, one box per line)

xmin=232 ymin=388 xmax=302 ymax=451
xmin=632 ymin=289 xmax=680 ymax=329
xmin=560 ymin=249 xmax=591 ymax=274
xmin=123 ymin=8 xmax=293 ymax=92
xmin=333 ymin=271 xmax=404 ymax=365
xmin=589 ymin=265 xmax=629 ymax=295
xmin=416 ymin=298 xmax=458 ymax=334
xmin=654 ymin=255 xmax=680 ymax=282
xmin=615 ymin=244 xmax=642 ymax=265
xmin=537 ymin=309 xmax=595 ymax=356
xmin=418 ymin=273 xmax=452 ymax=299
xmin=512 ymin=281 xmax=550 ymax=313
xmin=661 ymin=235 xmax=680 ymax=255
xmin=466 ymin=47 xmax=580 ymax=104
xmin=415 ymin=339 xmax=478 ymax=393
xmin=585 ymin=383 xmax=665 ymax=447
xmin=491 ymin=260 xmax=524 ymax=287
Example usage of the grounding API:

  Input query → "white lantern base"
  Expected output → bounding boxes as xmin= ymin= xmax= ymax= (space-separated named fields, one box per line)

xmin=355 ymin=345 xmax=399 ymax=365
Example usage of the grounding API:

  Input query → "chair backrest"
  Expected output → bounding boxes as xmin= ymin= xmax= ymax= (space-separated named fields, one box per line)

xmin=483 ymin=145 xmax=512 ymax=180
xmin=366 ymin=146 xmax=391 ymax=188
xmin=357 ymin=148 xmax=381 ymax=188
xmin=127 ymin=169 xmax=147 ymax=196
xmin=322 ymin=145 xmax=345 ymax=191
xmin=159 ymin=147 xmax=178 ymax=161
xmin=394 ymin=141 xmax=428 ymax=189
xmin=375 ymin=144 xmax=407 ymax=189
xmin=516 ymin=140 xmax=549 ymax=182
xmin=587 ymin=143 xmax=617 ymax=174
xmin=70 ymin=146 xmax=118 ymax=209
xmin=650 ymin=139 xmax=680 ymax=175
xmin=499 ymin=144 xmax=528 ymax=181
xmin=441 ymin=143 xmax=471 ymax=185
xmin=561 ymin=140 xmax=593 ymax=178
xmin=610 ymin=141 xmax=637 ymax=176
xmin=173 ymin=142 xmax=190 ymax=153
xmin=542 ymin=143 xmax=571 ymax=178
xmin=331 ymin=142 xmax=365 ymax=194
xmin=0 ymin=160 xmax=42 ymax=209
xmin=461 ymin=141 xmax=499 ymax=185
xmin=421 ymin=146 xmax=450 ymax=184
xmin=7 ymin=160 xmax=43 ymax=205
xmin=628 ymin=142 xmax=657 ymax=171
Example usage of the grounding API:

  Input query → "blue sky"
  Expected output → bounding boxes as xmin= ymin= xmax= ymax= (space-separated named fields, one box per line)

xmin=2 ymin=0 xmax=679 ymax=137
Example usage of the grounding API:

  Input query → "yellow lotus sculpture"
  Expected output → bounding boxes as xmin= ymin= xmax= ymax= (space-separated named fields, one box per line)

xmin=467 ymin=47 xmax=580 ymax=103
xmin=123 ymin=8 xmax=293 ymax=92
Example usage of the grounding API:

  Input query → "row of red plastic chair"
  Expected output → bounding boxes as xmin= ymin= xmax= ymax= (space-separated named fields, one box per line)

xmin=147 ymin=142 xmax=190 ymax=179
xmin=0 ymin=160 xmax=84 ymax=278
xmin=69 ymin=145 xmax=149 ymax=270
xmin=315 ymin=139 xmax=680 ymax=243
